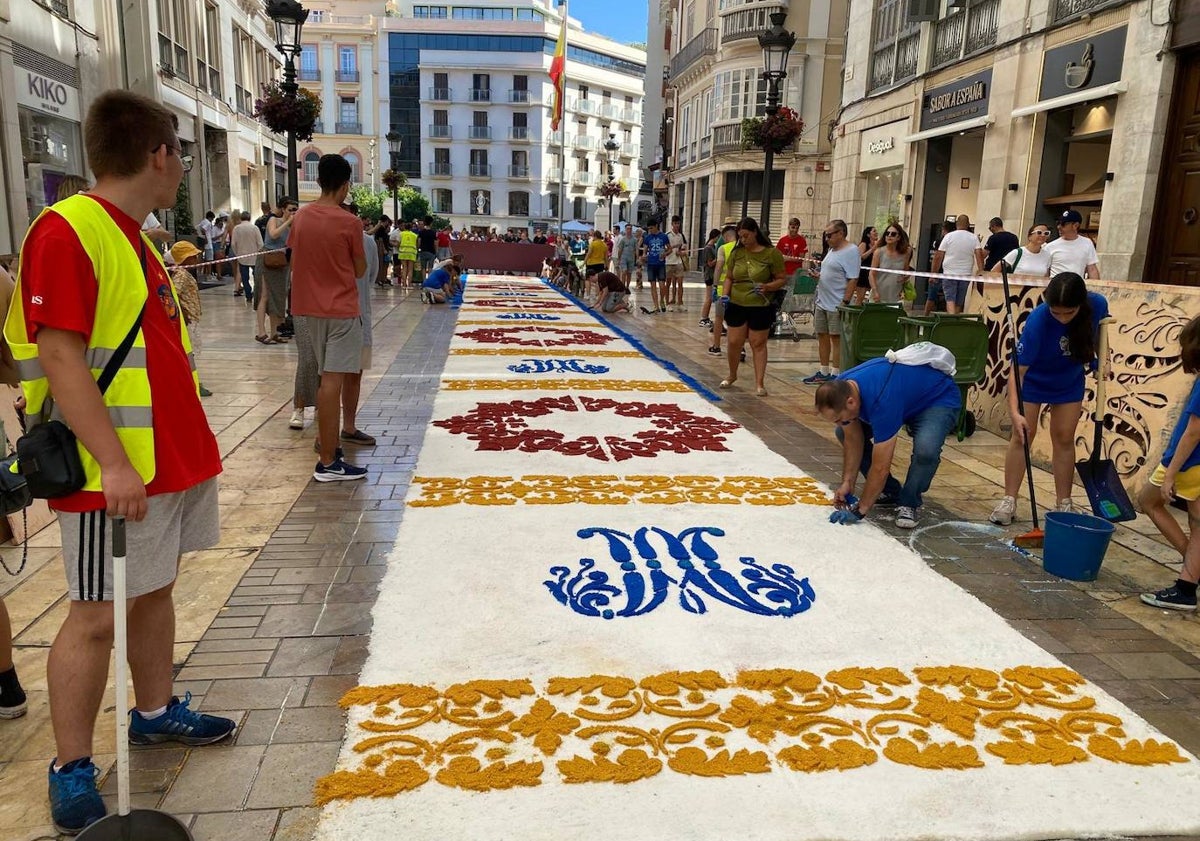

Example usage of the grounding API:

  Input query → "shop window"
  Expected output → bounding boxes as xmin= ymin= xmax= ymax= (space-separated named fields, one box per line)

xmin=1036 ymin=98 xmax=1115 ymax=236
xmin=19 ymin=108 xmax=84 ymax=220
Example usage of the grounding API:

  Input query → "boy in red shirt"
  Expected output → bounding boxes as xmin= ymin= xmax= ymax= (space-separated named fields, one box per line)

xmin=9 ymin=90 xmax=233 ymax=834
xmin=777 ymin=216 xmax=809 ymax=279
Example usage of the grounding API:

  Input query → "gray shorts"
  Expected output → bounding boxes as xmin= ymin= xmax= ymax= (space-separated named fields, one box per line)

xmin=303 ymin=315 xmax=364 ymax=374
xmin=60 ymin=478 xmax=220 ymax=601
xmin=601 ymin=291 xmax=628 ymax=313
xmin=941 ymin=277 xmax=971 ymax=308
xmin=813 ymin=306 xmax=843 ymax=336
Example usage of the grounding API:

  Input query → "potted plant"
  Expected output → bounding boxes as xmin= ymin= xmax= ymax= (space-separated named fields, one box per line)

xmin=598 ymin=179 xmax=626 ymax=199
xmin=382 ymin=168 xmax=407 ymax=192
xmin=741 ymin=106 xmax=804 ymax=154
xmin=253 ymin=81 xmax=322 ymax=142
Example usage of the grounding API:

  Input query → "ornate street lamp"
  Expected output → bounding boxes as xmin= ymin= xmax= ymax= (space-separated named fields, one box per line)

xmin=603 ymin=132 xmax=620 ymax=234
xmin=266 ymin=0 xmax=309 ymax=199
xmin=758 ymin=11 xmax=795 ymax=237
xmin=386 ymin=129 xmax=402 ymax=221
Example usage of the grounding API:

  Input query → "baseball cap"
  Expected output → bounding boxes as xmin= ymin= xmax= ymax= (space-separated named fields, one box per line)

xmin=1058 ymin=210 xmax=1083 ymax=224
xmin=170 ymin=241 xmax=203 ymax=263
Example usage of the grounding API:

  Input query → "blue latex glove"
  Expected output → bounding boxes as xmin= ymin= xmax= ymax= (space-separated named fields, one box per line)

xmin=718 ymin=295 xmax=730 ymax=306
xmin=829 ymin=507 xmax=864 ymax=525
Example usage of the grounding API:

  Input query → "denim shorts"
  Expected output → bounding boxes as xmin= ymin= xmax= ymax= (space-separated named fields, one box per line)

xmin=645 ymin=264 xmax=666 ymax=283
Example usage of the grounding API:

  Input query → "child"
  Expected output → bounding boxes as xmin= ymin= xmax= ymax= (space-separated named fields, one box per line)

xmin=169 ymin=241 xmax=213 ymax=397
xmin=1140 ymin=315 xmax=1200 ymax=610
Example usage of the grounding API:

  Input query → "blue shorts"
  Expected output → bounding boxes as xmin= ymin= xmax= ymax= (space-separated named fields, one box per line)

xmin=419 ymin=251 xmax=435 ymax=269
xmin=941 ymin=277 xmax=971 ymax=308
xmin=645 ymin=263 xmax=666 ymax=283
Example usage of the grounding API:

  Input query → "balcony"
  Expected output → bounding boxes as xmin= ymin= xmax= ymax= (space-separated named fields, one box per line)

xmin=623 ymin=107 xmax=642 ymax=123
xmin=931 ymin=0 xmax=1000 ymax=69
xmin=509 ymin=126 xmax=531 ymax=142
xmin=335 ymin=121 xmax=362 ymax=134
xmin=428 ymin=87 xmax=452 ymax=101
xmin=508 ymin=165 xmax=531 ymax=178
xmin=571 ymin=98 xmax=597 ymax=116
xmin=299 ymin=180 xmax=319 ymax=193
xmin=470 ymin=88 xmax=492 ymax=102
xmin=1051 ymin=0 xmax=1119 ymax=22
xmin=428 ymin=162 xmax=453 ymax=177
xmin=713 ymin=123 xmax=742 ymax=154
xmin=621 ymin=142 xmax=638 ymax=158
xmin=468 ymin=126 xmax=492 ymax=139
xmin=547 ymin=167 xmax=564 ymax=181
xmin=668 ymin=27 xmax=717 ymax=80
xmin=600 ymin=103 xmax=622 ymax=120
xmin=572 ymin=135 xmax=599 ymax=152
xmin=313 ymin=121 xmax=325 ymax=134
xmin=299 ymin=68 xmax=321 ymax=81
xmin=428 ymin=124 xmax=452 ymax=138
xmin=870 ymin=28 xmax=921 ymax=92
xmin=336 ymin=69 xmax=360 ymax=83
xmin=508 ymin=89 xmax=531 ymax=103
xmin=469 ymin=164 xmax=492 ymax=178
xmin=573 ymin=171 xmax=597 ymax=186
xmin=722 ymin=4 xmax=784 ymax=43
xmin=235 ymin=85 xmax=254 ymax=118
xmin=700 ymin=136 xmax=711 ymax=159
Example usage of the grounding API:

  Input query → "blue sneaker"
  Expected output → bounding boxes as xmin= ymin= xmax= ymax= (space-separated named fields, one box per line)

xmin=128 ymin=693 xmax=236 ymax=746
xmin=313 ymin=458 xmax=368 ymax=483
xmin=48 ymin=757 xmax=105 ymax=835
xmin=802 ymin=371 xmax=832 ymax=385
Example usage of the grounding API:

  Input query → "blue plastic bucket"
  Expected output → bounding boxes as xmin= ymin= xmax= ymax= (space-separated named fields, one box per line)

xmin=1042 ymin=511 xmax=1115 ymax=581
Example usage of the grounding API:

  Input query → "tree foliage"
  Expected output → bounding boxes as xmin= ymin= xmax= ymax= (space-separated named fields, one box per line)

xmin=348 ymin=184 xmax=449 ymax=228
xmin=173 ymin=177 xmax=194 ymax=238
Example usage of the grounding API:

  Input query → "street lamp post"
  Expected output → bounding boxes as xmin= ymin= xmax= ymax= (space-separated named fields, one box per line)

xmin=266 ymin=0 xmax=309 ymax=200
xmin=603 ymin=132 xmax=620 ymax=235
xmin=758 ymin=11 xmax=795 ymax=238
xmin=386 ymin=129 xmax=402 ymax=221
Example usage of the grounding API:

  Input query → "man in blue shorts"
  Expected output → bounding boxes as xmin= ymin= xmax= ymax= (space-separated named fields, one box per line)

xmin=639 ymin=219 xmax=669 ymax=313
xmin=815 ymin=356 xmax=961 ymax=530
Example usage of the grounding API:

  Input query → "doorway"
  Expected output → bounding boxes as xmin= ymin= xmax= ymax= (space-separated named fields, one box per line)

xmin=1147 ymin=49 xmax=1200 ymax=286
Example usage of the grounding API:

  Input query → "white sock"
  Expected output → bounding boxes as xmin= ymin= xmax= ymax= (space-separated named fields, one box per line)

xmin=138 ymin=704 xmax=168 ymax=720
xmin=820 ymin=366 xmax=830 ymax=375
xmin=831 ymin=367 xmax=840 ymax=375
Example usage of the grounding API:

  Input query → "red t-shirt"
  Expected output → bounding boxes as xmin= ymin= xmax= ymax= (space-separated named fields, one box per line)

xmin=287 ymin=203 xmax=365 ymax=318
xmin=18 ymin=195 xmax=222 ymax=512
xmin=777 ymin=233 xmax=809 ymax=276
xmin=436 ymin=230 xmax=451 ymax=249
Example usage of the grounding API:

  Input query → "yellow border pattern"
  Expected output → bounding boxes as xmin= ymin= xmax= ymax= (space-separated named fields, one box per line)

xmin=409 ymin=475 xmax=832 ymax=506
xmin=314 ymin=665 xmax=1187 ymax=803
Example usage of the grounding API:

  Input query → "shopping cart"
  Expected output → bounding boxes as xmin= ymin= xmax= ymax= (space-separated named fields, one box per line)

xmin=898 ymin=313 xmax=990 ymax=440
xmin=772 ymin=274 xmax=818 ymax=342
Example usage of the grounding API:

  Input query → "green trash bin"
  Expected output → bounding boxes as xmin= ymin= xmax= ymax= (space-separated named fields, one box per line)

xmin=897 ymin=313 xmax=990 ymax=439
xmin=836 ymin=302 xmax=906 ymax=373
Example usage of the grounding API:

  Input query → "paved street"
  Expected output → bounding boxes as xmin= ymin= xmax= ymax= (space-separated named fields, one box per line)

xmin=1 ymin=276 xmax=1199 ymax=840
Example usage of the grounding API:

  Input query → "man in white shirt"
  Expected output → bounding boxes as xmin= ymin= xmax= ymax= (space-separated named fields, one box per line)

xmin=1044 ymin=209 xmax=1100 ymax=279
xmin=231 ymin=210 xmax=264 ymax=301
xmin=665 ymin=215 xmax=687 ymax=311
xmin=932 ymin=214 xmax=981 ymax=314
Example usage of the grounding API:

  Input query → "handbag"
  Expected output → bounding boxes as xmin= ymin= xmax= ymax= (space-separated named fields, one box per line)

xmin=263 ymin=249 xmax=288 ymax=268
xmin=16 ymin=242 xmax=149 ymax=500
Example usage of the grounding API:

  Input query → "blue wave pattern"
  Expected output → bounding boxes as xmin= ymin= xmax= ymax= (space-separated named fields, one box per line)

xmin=506 ymin=358 xmax=612 ymax=374
xmin=496 ymin=313 xmax=562 ymax=321
xmin=546 ymin=527 xmax=815 ymax=619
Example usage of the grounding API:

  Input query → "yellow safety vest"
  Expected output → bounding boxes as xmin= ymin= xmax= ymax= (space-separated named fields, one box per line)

xmin=397 ymin=229 xmax=418 ymax=261
xmin=3 ymin=194 xmax=198 ymax=491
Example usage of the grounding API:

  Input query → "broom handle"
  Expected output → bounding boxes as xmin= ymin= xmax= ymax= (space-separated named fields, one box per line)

xmin=1000 ymin=262 xmax=1040 ymax=531
xmin=1092 ymin=318 xmax=1113 ymax=458
xmin=112 ymin=516 xmax=130 ymax=818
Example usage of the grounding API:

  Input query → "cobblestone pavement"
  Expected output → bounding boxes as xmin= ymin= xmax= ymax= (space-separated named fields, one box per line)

xmin=2 ymin=277 xmax=1199 ymax=840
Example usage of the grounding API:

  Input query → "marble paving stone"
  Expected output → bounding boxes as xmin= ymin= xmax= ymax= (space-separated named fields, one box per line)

xmin=203 ymin=677 xmax=311 ymax=710
xmin=159 ymin=745 xmax=266 ymax=813
xmin=267 ymin=637 xmax=341 ymax=677
xmin=1096 ymin=652 xmax=1200 ymax=681
xmin=245 ymin=743 xmax=342 ymax=810
xmin=235 ymin=705 xmax=347 ymax=745
xmin=192 ymin=809 xmax=282 ymax=841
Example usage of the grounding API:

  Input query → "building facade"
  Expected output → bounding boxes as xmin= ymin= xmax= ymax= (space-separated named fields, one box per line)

xmin=834 ymin=0 xmax=1190 ymax=282
xmin=661 ymin=0 xmax=847 ymax=249
xmin=0 ymin=0 xmax=109 ymax=254
xmin=381 ymin=0 xmax=646 ymax=234
xmin=294 ymin=2 xmax=381 ymax=203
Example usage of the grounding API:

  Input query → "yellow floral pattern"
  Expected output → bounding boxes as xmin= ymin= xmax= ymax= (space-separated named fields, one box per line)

xmin=441 ymin=379 xmax=692 ymax=393
xmin=408 ymin=475 xmax=833 ymax=507
xmin=313 ymin=666 xmax=1187 ymax=804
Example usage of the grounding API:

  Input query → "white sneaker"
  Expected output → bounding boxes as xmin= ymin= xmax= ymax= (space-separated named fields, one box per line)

xmin=895 ymin=506 xmax=920 ymax=529
xmin=989 ymin=496 xmax=1016 ymax=525
xmin=1056 ymin=498 xmax=1079 ymax=513
xmin=288 ymin=409 xmax=304 ymax=430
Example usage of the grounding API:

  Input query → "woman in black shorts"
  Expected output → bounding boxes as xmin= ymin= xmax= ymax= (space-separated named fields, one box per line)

xmin=718 ymin=217 xmax=788 ymax=397
xmin=852 ymin=226 xmax=879 ymax=304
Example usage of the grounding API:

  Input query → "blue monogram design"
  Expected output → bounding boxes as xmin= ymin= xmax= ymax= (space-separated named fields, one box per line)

xmin=496 ymin=313 xmax=562 ymax=321
xmin=506 ymin=358 xmax=611 ymax=374
xmin=545 ymin=527 xmax=815 ymax=619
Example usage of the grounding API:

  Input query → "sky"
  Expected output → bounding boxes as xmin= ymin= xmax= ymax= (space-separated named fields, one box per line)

xmin=571 ymin=0 xmax=649 ymax=47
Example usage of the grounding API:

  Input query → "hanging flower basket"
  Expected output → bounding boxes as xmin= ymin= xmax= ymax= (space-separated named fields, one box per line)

xmin=382 ymin=168 xmax=407 ymax=192
xmin=598 ymin=179 xmax=626 ymax=199
xmin=253 ymin=81 xmax=322 ymax=142
xmin=741 ymin=106 xmax=805 ymax=154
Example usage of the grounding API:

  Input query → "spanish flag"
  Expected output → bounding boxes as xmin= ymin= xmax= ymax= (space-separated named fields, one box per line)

xmin=549 ymin=1 xmax=567 ymax=132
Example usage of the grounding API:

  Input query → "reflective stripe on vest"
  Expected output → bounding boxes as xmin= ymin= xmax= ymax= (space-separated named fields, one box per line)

xmin=1 ymin=194 xmax=196 ymax=492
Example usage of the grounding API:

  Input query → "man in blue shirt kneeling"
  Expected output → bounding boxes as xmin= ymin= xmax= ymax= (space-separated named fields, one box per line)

xmin=815 ymin=357 xmax=961 ymax=529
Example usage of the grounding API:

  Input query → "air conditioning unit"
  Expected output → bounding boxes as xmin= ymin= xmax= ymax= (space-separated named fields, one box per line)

xmin=906 ymin=0 xmax=940 ymax=21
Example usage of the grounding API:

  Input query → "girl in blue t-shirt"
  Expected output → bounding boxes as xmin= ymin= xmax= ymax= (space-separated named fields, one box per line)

xmin=990 ymin=272 xmax=1109 ymax=525
xmin=1141 ymin=317 xmax=1200 ymax=610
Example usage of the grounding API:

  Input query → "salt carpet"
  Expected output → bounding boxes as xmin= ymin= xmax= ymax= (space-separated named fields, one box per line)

xmin=313 ymin=275 xmax=1200 ymax=841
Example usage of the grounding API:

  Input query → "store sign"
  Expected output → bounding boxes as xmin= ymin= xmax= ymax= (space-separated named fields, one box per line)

xmin=919 ymin=69 xmax=992 ymax=132
xmin=16 ymin=69 xmax=79 ymax=121
xmin=1039 ymin=26 xmax=1126 ymax=101
xmin=859 ymin=119 xmax=908 ymax=172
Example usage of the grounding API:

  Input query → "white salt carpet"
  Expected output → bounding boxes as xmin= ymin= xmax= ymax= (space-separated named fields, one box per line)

xmin=313 ymin=276 xmax=1200 ymax=841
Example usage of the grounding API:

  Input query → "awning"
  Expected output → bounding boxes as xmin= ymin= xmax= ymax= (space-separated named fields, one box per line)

xmin=903 ymin=115 xmax=994 ymax=144
xmin=1011 ymin=81 xmax=1127 ymax=118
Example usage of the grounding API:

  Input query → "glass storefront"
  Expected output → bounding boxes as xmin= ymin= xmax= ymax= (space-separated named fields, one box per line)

xmin=864 ymin=166 xmax=903 ymax=232
xmin=19 ymin=108 xmax=84 ymax=220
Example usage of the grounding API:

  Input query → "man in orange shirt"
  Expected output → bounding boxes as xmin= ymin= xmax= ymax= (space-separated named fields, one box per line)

xmin=287 ymin=154 xmax=368 ymax=482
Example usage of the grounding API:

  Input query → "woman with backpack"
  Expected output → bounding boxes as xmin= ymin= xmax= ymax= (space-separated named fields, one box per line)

xmin=990 ymin=222 xmax=1054 ymax=278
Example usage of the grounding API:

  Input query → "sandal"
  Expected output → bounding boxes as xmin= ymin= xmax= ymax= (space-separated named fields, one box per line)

xmin=756 ymin=387 xmax=769 ymax=397
xmin=272 ymin=333 xmax=290 ymax=343
xmin=719 ymin=379 xmax=736 ymax=389
xmin=255 ymin=334 xmax=271 ymax=344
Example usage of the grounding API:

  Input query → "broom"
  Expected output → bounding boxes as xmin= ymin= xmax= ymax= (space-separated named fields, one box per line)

xmin=999 ymin=260 xmax=1044 ymax=549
